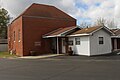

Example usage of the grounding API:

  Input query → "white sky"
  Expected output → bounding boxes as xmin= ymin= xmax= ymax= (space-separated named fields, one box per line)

xmin=1 ymin=0 xmax=120 ymax=28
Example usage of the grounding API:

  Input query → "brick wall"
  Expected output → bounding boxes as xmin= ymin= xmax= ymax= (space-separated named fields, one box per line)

xmin=22 ymin=16 xmax=76 ymax=56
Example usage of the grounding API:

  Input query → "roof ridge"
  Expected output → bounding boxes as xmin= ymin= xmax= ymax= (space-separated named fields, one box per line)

xmin=32 ymin=3 xmax=53 ymax=7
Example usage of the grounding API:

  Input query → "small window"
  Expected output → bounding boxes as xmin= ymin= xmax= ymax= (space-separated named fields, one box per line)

xmin=99 ymin=37 xmax=104 ymax=44
xmin=18 ymin=29 xmax=20 ymax=41
xmin=75 ymin=37 xmax=80 ymax=45
xmin=13 ymin=31 xmax=15 ymax=41
xmin=68 ymin=40 xmax=73 ymax=45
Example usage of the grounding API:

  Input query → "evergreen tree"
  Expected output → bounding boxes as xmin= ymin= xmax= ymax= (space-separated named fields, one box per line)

xmin=0 ymin=8 xmax=10 ymax=39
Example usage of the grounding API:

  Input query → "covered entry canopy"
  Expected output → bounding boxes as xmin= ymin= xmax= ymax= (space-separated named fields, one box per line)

xmin=43 ymin=26 xmax=80 ymax=54
xmin=43 ymin=26 xmax=80 ymax=38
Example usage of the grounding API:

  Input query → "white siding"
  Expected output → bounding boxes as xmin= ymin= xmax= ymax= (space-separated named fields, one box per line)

xmin=68 ymin=36 xmax=90 ymax=56
xmin=90 ymin=29 xmax=112 ymax=56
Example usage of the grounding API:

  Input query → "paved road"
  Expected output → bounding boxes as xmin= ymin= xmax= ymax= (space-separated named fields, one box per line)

xmin=0 ymin=55 xmax=120 ymax=80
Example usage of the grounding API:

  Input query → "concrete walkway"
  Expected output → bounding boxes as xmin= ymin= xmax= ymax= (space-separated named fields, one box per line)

xmin=19 ymin=54 xmax=64 ymax=59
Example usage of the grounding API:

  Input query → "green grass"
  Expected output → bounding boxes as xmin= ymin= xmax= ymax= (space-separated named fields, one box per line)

xmin=0 ymin=52 xmax=17 ymax=58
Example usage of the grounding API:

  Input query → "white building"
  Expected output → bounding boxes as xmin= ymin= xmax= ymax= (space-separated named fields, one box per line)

xmin=68 ymin=26 xmax=114 ymax=56
xmin=43 ymin=26 xmax=114 ymax=56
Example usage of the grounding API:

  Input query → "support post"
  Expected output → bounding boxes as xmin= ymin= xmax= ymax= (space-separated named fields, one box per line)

xmin=114 ymin=38 xmax=117 ymax=50
xmin=57 ymin=37 xmax=59 ymax=54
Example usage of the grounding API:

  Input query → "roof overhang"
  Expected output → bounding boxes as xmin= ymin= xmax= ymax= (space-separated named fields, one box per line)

xmin=43 ymin=34 xmax=65 ymax=38
xmin=68 ymin=33 xmax=90 ymax=37
xmin=111 ymin=36 xmax=120 ymax=38
xmin=43 ymin=27 xmax=80 ymax=38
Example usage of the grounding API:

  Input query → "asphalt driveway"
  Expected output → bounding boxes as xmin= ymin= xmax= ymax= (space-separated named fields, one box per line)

xmin=0 ymin=55 xmax=120 ymax=80
xmin=46 ymin=53 xmax=120 ymax=60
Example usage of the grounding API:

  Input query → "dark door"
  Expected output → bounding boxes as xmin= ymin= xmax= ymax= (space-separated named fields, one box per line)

xmin=51 ymin=38 xmax=57 ymax=54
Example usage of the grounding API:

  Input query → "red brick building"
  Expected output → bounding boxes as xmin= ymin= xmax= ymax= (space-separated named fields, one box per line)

xmin=8 ymin=3 xmax=76 ymax=56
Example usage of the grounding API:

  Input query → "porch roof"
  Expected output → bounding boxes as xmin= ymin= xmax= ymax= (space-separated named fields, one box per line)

xmin=43 ymin=26 xmax=79 ymax=38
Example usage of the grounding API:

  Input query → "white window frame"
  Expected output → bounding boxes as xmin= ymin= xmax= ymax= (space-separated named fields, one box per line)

xmin=75 ymin=37 xmax=80 ymax=45
xmin=99 ymin=36 xmax=104 ymax=45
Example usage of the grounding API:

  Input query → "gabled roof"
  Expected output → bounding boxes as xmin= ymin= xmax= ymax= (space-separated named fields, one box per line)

xmin=22 ymin=3 xmax=75 ymax=20
xmin=43 ymin=26 xmax=80 ymax=38
xmin=11 ymin=3 xmax=76 ymax=24
xmin=71 ymin=26 xmax=101 ymax=35
xmin=69 ymin=26 xmax=114 ymax=37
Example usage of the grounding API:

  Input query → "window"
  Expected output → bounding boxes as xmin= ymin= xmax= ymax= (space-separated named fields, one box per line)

xmin=13 ymin=31 xmax=15 ymax=41
xmin=68 ymin=40 xmax=73 ymax=45
xmin=18 ymin=29 xmax=20 ymax=41
xmin=75 ymin=37 xmax=80 ymax=45
xmin=99 ymin=37 xmax=104 ymax=44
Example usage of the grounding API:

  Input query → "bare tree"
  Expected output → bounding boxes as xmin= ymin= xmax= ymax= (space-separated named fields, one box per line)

xmin=79 ymin=22 xmax=91 ymax=28
xmin=95 ymin=18 xmax=106 ymax=26
xmin=95 ymin=18 xmax=117 ymax=29
xmin=107 ymin=19 xmax=117 ymax=29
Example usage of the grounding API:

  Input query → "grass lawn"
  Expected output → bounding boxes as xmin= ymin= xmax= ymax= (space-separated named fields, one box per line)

xmin=0 ymin=52 xmax=17 ymax=58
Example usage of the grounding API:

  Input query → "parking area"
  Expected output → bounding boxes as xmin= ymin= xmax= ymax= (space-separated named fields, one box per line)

xmin=45 ymin=53 xmax=120 ymax=61
xmin=0 ymin=54 xmax=120 ymax=80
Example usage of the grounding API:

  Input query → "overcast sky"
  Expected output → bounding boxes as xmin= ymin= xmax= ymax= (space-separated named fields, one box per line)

xmin=1 ymin=0 xmax=120 ymax=27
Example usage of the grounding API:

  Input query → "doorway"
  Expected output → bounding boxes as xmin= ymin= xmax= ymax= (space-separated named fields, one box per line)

xmin=62 ymin=38 xmax=66 ymax=53
xmin=51 ymin=38 xmax=57 ymax=54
